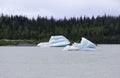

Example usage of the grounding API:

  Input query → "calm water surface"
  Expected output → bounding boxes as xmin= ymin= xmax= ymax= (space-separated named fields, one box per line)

xmin=0 ymin=45 xmax=120 ymax=78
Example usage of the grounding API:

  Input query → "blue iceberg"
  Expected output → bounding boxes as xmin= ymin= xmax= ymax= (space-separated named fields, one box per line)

xmin=63 ymin=37 xmax=96 ymax=51
xmin=37 ymin=35 xmax=70 ymax=47
xmin=73 ymin=37 xmax=96 ymax=48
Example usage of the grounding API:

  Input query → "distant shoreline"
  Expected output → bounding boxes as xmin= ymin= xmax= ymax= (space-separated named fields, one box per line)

xmin=1 ymin=39 xmax=120 ymax=46
xmin=0 ymin=39 xmax=37 ymax=46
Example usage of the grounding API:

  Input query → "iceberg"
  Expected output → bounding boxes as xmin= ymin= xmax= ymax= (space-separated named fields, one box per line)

xmin=37 ymin=35 xmax=70 ymax=47
xmin=63 ymin=37 xmax=96 ymax=51
xmin=73 ymin=37 xmax=96 ymax=49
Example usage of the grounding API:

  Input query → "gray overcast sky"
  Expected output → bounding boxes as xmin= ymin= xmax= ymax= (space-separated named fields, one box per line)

xmin=0 ymin=0 xmax=120 ymax=19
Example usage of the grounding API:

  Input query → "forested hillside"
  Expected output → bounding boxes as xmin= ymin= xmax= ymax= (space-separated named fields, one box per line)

xmin=0 ymin=14 xmax=120 ymax=44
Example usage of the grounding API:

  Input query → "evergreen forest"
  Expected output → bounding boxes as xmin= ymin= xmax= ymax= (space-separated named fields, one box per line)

xmin=0 ymin=14 xmax=120 ymax=44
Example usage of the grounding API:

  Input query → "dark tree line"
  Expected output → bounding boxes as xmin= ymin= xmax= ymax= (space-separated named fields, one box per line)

xmin=0 ymin=14 xmax=120 ymax=44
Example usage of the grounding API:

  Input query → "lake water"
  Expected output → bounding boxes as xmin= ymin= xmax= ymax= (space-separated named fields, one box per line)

xmin=0 ymin=45 xmax=120 ymax=78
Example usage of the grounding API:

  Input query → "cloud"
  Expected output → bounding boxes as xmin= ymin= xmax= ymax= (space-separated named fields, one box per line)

xmin=0 ymin=0 xmax=120 ymax=18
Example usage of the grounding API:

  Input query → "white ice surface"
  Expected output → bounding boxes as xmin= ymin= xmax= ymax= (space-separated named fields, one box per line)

xmin=63 ymin=45 xmax=80 ymax=51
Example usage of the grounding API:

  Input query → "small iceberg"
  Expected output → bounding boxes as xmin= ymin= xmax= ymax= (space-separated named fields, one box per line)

xmin=37 ymin=35 xmax=70 ymax=47
xmin=63 ymin=37 xmax=96 ymax=51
